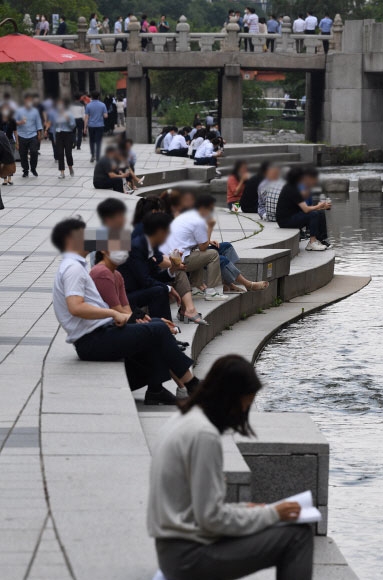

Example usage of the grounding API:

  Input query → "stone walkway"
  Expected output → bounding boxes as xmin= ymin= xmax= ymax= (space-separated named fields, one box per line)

xmin=0 ymin=141 xmax=365 ymax=580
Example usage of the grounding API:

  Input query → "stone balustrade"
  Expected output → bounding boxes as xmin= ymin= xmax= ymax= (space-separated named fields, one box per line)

xmin=34 ymin=14 xmax=342 ymax=55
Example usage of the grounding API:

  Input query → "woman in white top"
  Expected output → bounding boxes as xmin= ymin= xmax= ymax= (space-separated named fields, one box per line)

xmin=247 ymin=8 xmax=259 ymax=52
xmin=190 ymin=128 xmax=206 ymax=159
xmin=148 ymin=355 xmax=313 ymax=580
xmin=88 ymin=13 xmax=104 ymax=52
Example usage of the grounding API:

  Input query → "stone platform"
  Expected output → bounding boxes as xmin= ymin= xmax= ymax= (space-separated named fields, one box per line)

xmin=0 ymin=142 xmax=367 ymax=579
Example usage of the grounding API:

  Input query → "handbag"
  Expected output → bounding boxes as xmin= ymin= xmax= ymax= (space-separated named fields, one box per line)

xmin=0 ymin=162 xmax=16 ymax=178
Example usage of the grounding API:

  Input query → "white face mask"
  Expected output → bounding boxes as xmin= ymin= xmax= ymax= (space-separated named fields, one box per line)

xmin=109 ymin=251 xmax=129 ymax=265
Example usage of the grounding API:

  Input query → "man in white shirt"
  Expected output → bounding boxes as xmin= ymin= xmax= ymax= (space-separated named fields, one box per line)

xmin=162 ymin=126 xmax=177 ymax=152
xmin=51 ymin=217 xmax=197 ymax=405
xmin=305 ymin=12 xmax=318 ymax=34
xmin=293 ymin=14 xmax=305 ymax=52
xmin=167 ymin=129 xmax=189 ymax=157
xmin=160 ymin=194 xmax=226 ymax=300
xmin=114 ymin=16 xmax=127 ymax=52
xmin=194 ymin=131 xmax=222 ymax=168
xmin=124 ymin=13 xmax=132 ymax=32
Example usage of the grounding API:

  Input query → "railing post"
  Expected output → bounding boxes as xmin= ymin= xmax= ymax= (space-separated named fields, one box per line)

xmin=176 ymin=15 xmax=190 ymax=52
xmin=128 ymin=16 xmax=141 ymax=51
xmin=276 ymin=16 xmax=294 ymax=53
xmin=225 ymin=16 xmax=240 ymax=52
xmin=77 ymin=16 xmax=88 ymax=51
xmin=331 ymin=14 xmax=343 ymax=52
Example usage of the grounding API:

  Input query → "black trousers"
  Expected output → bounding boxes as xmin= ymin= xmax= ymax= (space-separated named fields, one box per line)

xmin=18 ymin=136 xmax=39 ymax=174
xmin=73 ymin=118 xmax=84 ymax=149
xmin=321 ymin=31 xmax=330 ymax=54
xmin=266 ymin=38 xmax=275 ymax=52
xmin=127 ymin=286 xmax=172 ymax=320
xmin=93 ymin=177 xmax=124 ymax=193
xmin=88 ymin=126 xmax=104 ymax=161
xmin=56 ymin=132 xmax=73 ymax=171
xmin=278 ymin=210 xmax=328 ymax=241
xmin=114 ymin=37 xmax=127 ymax=51
xmin=74 ymin=320 xmax=192 ymax=391
xmin=167 ymin=148 xmax=188 ymax=157
xmin=194 ymin=157 xmax=217 ymax=167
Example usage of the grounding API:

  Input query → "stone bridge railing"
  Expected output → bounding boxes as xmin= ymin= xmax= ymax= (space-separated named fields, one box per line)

xmin=34 ymin=14 xmax=344 ymax=55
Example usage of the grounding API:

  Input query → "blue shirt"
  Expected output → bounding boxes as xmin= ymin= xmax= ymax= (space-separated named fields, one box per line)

xmin=267 ymin=19 xmax=279 ymax=33
xmin=85 ymin=100 xmax=108 ymax=128
xmin=15 ymin=106 xmax=42 ymax=139
xmin=319 ymin=17 xmax=333 ymax=33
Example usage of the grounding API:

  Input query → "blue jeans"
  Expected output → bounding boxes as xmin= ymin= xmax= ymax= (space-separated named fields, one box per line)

xmin=88 ymin=126 xmax=104 ymax=161
xmin=278 ymin=211 xmax=328 ymax=241
xmin=209 ymin=242 xmax=241 ymax=285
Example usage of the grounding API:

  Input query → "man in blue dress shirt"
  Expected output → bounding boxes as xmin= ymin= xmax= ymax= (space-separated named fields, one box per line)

xmin=319 ymin=13 xmax=333 ymax=53
xmin=15 ymin=93 xmax=43 ymax=178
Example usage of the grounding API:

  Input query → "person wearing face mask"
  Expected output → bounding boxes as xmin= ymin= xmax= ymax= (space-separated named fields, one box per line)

xmin=93 ymin=145 xmax=131 ymax=192
xmin=52 ymin=217 xmax=200 ymax=406
xmin=15 ymin=93 xmax=43 ymax=178
xmin=56 ymin=16 xmax=68 ymax=36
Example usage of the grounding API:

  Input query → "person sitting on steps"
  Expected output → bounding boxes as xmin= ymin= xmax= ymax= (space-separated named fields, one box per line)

xmin=51 ymin=217 xmax=199 ymax=406
xmin=276 ymin=166 xmax=332 ymax=251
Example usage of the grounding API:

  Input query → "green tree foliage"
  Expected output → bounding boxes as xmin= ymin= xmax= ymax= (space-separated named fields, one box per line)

xmin=150 ymin=69 xmax=218 ymax=102
xmin=11 ymin=0 xmax=97 ymax=24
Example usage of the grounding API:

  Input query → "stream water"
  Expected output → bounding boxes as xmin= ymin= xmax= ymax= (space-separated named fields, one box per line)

xmin=255 ymin=168 xmax=383 ymax=579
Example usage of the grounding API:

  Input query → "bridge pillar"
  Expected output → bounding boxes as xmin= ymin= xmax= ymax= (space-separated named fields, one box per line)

xmin=305 ymin=72 xmax=325 ymax=143
xmin=220 ymin=64 xmax=243 ymax=143
xmin=126 ymin=64 xmax=151 ymax=143
xmin=323 ymin=20 xmax=383 ymax=147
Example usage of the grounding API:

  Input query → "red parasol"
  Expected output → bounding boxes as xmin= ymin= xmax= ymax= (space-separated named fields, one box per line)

xmin=0 ymin=18 xmax=101 ymax=64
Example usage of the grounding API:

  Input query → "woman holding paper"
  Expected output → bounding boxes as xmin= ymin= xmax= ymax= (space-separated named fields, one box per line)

xmin=147 ymin=355 xmax=313 ymax=580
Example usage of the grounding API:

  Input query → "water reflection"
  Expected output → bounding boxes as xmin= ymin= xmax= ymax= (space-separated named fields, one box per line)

xmin=255 ymin=177 xmax=383 ymax=579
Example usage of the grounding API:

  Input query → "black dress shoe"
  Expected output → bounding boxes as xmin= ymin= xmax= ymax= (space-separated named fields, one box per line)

xmin=22 ymin=172 xmax=28 ymax=178
xmin=144 ymin=387 xmax=177 ymax=406
xmin=31 ymin=169 xmax=38 ymax=177
xmin=176 ymin=339 xmax=190 ymax=348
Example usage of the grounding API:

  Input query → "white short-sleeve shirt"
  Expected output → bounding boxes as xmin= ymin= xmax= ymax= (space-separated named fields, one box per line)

xmin=53 ymin=253 xmax=112 ymax=343
xmin=169 ymin=134 xmax=188 ymax=151
xmin=162 ymin=132 xmax=174 ymax=151
xmin=195 ymin=139 xmax=214 ymax=159
xmin=160 ymin=210 xmax=208 ymax=260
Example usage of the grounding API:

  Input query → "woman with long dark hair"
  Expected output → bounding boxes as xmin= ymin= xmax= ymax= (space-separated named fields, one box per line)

xmin=227 ymin=159 xmax=249 ymax=209
xmin=148 ymin=355 xmax=313 ymax=580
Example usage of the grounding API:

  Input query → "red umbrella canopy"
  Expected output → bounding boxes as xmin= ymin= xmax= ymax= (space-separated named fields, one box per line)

xmin=0 ymin=33 xmax=101 ymax=64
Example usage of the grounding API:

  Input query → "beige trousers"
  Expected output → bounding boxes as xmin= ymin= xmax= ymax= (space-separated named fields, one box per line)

xmin=183 ymin=249 xmax=222 ymax=289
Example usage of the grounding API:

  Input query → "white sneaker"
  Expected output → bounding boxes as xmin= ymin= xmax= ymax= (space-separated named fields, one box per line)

xmin=58 ymin=173 xmax=65 ymax=179
xmin=138 ymin=176 xmax=145 ymax=185
xmin=215 ymin=169 xmax=222 ymax=177
xmin=191 ymin=288 xmax=205 ymax=296
xmin=306 ymin=240 xmax=327 ymax=251
xmin=204 ymin=288 xmax=229 ymax=301
xmin=176 ymin=386 xmax=189 ymax=400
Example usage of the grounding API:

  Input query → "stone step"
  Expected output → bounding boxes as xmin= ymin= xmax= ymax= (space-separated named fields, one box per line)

xmin=223 ymin=144 xmax=290 ymax=156
xmin=241 ymin=537 xmax=358 ymax=579
xmin=219 ymin=153 xmax=302 ymax=175
xmin=279 ymin=240 xmax=335 ymax=301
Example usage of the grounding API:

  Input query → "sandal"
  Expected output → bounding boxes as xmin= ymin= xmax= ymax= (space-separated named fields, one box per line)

xmin=248 ymin=281 xmax=270 ymax=291
xmin=223 ymin=284 xmax=246 ymax=294
xmin=177 ymin=309 xmax=209 ymax=326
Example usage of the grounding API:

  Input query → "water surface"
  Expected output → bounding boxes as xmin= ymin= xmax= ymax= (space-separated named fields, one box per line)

xmin=256 ymin=179 xmax=383 ymax=579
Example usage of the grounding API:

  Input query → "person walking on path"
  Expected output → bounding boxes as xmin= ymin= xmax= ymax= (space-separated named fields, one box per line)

xmin=0 ymin=130 xmax=16 ymax=209
xmin=84 ymin=91 xmax=108 ymax=163
xmin=148 ymin=354 xmax=313 ymax=580
xmin=70 ymin=94 xmax=85 ymax=150
xmin=15 ymin=93 xmax=42 ymax=178
xmin=54 ymin=99 xmax=76 ymax=179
